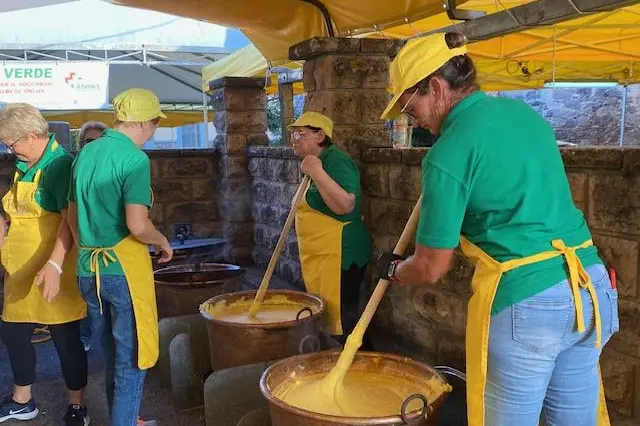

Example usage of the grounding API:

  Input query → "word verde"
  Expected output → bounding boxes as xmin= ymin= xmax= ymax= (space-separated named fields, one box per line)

xmin=4 ymin=68 xmax=53 ymax=79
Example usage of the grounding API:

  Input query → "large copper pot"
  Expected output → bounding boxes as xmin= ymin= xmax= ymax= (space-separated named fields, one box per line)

xmin=200 ymin=290 xmax=325 ymax=372
xmin=154 ymin=262 xmax=245 ymax=319
xmin=259 ymin=351 xmax=451 ymax=426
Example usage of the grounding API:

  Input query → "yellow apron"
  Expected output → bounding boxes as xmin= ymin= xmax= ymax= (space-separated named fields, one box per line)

xmin=82 ymin=235 xmax=158 ymax=370
xmin=1 ymin=170 xmax=85 ymax=324
xmin=80 ymin=190 xmax=158 ymax=369
xmin=295 ymin=189 xmax=347 ymax=336
xmin=460 ymin=236 xmax=610 ymax=426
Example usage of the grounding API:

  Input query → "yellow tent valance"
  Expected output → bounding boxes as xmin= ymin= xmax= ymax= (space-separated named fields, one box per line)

xmin=201 ymin=44 xmax=304 ymax=94
xmin=41 ymin=110 xmax=210 ymax=129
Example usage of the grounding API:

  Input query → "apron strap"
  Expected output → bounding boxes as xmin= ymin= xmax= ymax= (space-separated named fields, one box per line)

xmin=84 ymin=247 xmax=117 ymax=315
xmin=33 ymin=169 xmax=43 ymax=185
xmin=461 ymin=236 xmax=602 ymax=347
xmin=551 ymin=239 xmax=602 ymax=348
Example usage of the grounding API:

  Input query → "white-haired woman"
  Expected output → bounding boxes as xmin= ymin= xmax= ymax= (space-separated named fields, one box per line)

xmin=0 ymin=103 xmax=89 ymax=425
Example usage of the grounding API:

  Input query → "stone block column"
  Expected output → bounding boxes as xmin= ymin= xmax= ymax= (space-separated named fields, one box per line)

xmin=210 ymin=77 xmax=268 ymax=266
xmin=289 ymin=38 xmax=404 ymax=159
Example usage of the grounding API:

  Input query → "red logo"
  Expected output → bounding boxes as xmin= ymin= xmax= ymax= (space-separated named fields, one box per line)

xmin=64 ymin=72 xmax=76 ymax=84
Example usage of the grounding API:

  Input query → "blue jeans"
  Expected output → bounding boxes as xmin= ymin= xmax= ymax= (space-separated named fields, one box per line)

xmin=486 ymin=263 xmax=619 ymax=426
xmin=79 ymin=275 xmax=146 ymax=426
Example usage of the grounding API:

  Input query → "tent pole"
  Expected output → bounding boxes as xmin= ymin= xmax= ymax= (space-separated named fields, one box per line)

xmin=202 ymin=91 xmax=209 ymax=148
xmin=620 ymin=85 xmax=627 ymax=147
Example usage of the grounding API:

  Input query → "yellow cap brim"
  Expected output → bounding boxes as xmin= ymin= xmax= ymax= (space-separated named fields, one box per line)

xmin=158 ymin=111 xmax=167 ymax=119
xmin=380 ymin=91 xmax=404 ymax=121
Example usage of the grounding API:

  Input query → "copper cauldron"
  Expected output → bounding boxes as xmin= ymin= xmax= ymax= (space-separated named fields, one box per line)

xmin=200 ymin=290 xmax=325 ymax=372
xmin=259 ymin=350 xmax=451 ymax=426
xmin=154 ymin=262 xmax=245 ymax=319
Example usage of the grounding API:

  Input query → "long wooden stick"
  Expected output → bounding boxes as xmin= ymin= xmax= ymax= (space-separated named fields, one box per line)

xmin=248 ymin=175 xmax=311 ymax=318
xmin=324 ymin=195 xmax=423 ymax=383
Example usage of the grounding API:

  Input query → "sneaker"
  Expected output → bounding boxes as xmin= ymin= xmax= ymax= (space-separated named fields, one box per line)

xmin=137 ymin=418 xmax=157 ymax=425
xmin=0 ymin=396 xmax=38 ymax=423
xmin=83 ymin=343 xmax=91 ymax=352
xmin=62 ymin=404 xmax=90 ymax=426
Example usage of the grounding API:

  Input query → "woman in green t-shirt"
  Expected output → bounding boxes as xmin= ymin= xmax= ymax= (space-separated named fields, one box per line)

xmin=288 ymin=111 xmax=373 ymax=349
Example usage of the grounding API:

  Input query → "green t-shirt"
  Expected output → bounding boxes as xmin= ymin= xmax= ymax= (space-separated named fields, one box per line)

xmin=306 ymin=144 xmax=372 ymax=269
xmin=416 ymin=91 xmax=602 ymax=315
xmin=69 ymin=129 xmax=152 ymax=277
xmin=14 ymin=133 xmax=73 ymax=213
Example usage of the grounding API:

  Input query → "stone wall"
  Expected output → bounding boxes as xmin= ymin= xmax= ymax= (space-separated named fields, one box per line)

xmin=0 ymin=150 xmax=221 ymax=241
xmin=147 ymin=150 xmax=221 ymax=239
xmin=247 ymin=146 xmax=305 ymax=289
xmin=496 ymin=84 xmax=640 ymax=147
xmin=362 ymin=146 xmax=640 ymax=424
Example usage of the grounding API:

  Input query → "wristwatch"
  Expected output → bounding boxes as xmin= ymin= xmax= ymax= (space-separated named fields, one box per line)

xmin=387 ymin=259 xmax=402 ymax=282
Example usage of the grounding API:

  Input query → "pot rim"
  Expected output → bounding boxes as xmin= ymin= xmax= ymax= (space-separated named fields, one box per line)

xmin=258 ymin=350 xmax=451 ymax=425
xmin=154 ymin=262 xmax=246 ymax=287
xmin=199 ymin=289 xmax=326 ymax=330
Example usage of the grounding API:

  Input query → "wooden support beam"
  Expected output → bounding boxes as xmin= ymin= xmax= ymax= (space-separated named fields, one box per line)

xmin=414 ymin=0 xmax=640 ymax=42
xmin=278 ymin=81 xmax=294 ymax=143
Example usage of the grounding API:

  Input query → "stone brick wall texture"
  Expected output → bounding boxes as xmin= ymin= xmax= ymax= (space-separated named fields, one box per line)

xmin=247 ymin=146 xmax=305 ymax=289
xmin=362 ymin=146 xmax=640 ymax=424
xmin=495 ymin=84 xmax=640 ymax=147
xmin=0 ymin=150 xmax=221 ymax=245
xmin=148 ymin=150 xmax=220 ymax=239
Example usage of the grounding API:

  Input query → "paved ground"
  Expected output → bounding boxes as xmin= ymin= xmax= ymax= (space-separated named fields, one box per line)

xmin=0 ymin=333 xmax=205 ymax=426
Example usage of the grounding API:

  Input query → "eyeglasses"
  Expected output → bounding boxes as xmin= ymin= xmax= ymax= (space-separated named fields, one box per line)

xmin=400 ymin=89 xmax=419 ymax=117
xmin=290 ymin=129 xmax=318 ymax=141
xmin=81 ymin=138 xmax=96 ymax=144
xmin=1 ymin=137 xmax=23 ymax=154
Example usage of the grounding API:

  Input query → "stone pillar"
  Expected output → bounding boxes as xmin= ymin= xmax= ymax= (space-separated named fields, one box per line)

xmin=289 ymin=38 xmax=403 ymax=159
xmin=210 ymin=77 xmax=268 ymax=266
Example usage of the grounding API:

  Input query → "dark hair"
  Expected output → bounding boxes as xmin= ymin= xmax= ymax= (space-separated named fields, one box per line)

xmin=412 ymin=32 xmax=478 ymax=95
xmin=307 ymin=126 xmax=333 ymax=148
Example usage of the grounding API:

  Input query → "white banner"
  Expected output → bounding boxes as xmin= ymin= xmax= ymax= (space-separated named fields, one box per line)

xmin=0 ymin=62 xmax=109 ymax=110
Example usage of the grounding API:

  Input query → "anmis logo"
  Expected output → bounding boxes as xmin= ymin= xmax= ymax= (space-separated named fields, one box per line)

xmin=64 ymin=72 xmax=101 ymax=91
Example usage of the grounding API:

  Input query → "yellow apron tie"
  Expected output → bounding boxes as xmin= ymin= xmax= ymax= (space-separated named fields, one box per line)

xmin=460 ymin=236 xmax=610 ymax=426
xmin=551 ymin=239 xmax=602 ymax=348
xmin=86 ymin=247 xmax=117 ymax=314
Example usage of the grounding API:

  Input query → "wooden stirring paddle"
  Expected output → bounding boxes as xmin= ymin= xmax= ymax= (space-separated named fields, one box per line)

xmin=248 ymin=175 xmax=311 ymax=318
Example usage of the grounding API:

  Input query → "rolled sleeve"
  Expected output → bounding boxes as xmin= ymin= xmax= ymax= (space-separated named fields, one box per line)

xmin=416 ymin=161 xmax=468 ymax=249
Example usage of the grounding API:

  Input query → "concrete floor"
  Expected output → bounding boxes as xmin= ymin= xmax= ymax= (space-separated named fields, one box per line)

xmin=0 ymin=335 xmax=205 ymax=426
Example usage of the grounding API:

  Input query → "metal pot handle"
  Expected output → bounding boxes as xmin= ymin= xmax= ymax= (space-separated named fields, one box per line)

xmin=298 ymin=334 xmax=321 ymax=354
xmin=401 ymin=393 xmax=428 ymax=425
xmin=296 ymin=307 xmax=313 ymax=321
xmin=434 ymin=365 xmax=466 ymax=381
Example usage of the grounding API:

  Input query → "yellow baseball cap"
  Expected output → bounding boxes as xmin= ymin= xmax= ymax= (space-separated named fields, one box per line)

xmin=380 ymin=33 xmax=467 ymax=120
xmin=113 ymin=88 xmax=167 ymax=122
xmin=287 ymin=111 xmax=333 ymax=138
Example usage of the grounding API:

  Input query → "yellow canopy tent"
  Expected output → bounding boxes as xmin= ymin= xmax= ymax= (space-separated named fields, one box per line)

xmin=198 ymin=1 xmax=640 ymax=92
xmin=41 ymin=110 xmax=211 ymax=129
xmin=109 ymin=0 xmax=460 ymax=65
xmin=110 ymin=0 xmax=640 ymax=91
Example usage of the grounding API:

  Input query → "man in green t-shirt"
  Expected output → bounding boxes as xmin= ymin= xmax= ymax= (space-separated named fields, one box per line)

xmin=376 ymin=33 xmax=617 ymax=425
xmin=287 ymin=112 xmax=373 ymax=349
xmin=68 ymin=88 xmax=172 ymax=426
